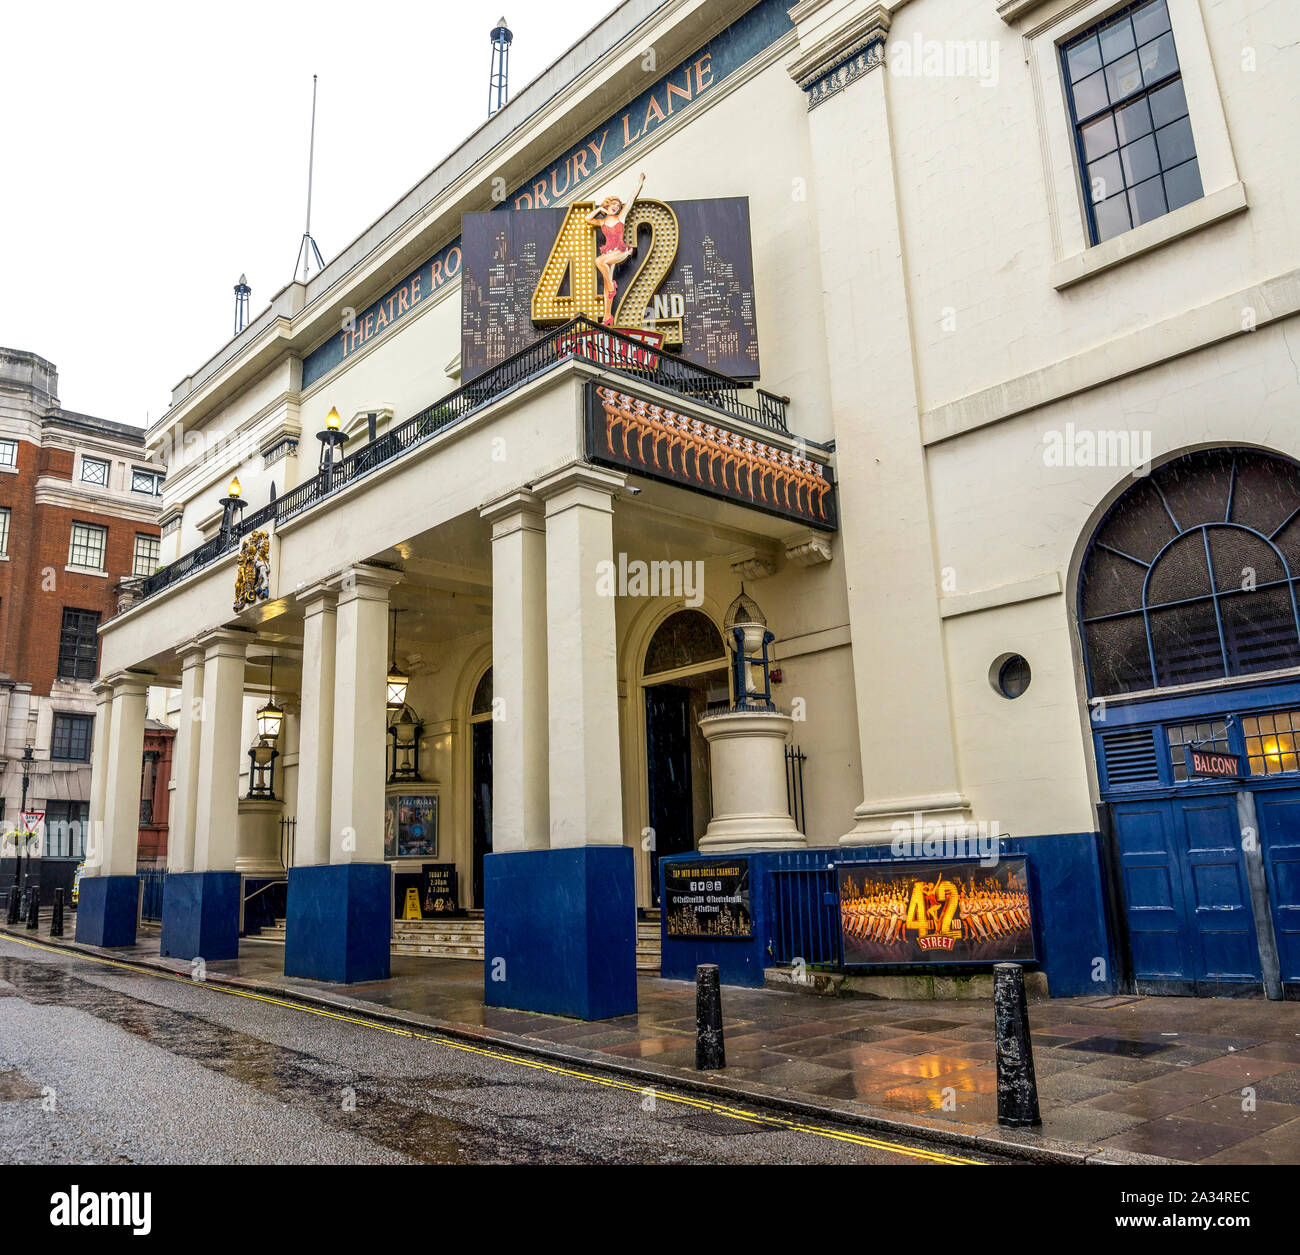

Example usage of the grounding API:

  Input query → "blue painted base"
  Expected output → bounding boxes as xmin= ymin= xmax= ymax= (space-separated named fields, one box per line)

xmin=74 ymin=875 xmax=138 ymax=948
xmin=160 ymin=871 xmax=240 ymax=961
xmin=284 ymin=863 xmax=391 ymax=984
xmin=485 ymin=846 xmax=637 ymax=1020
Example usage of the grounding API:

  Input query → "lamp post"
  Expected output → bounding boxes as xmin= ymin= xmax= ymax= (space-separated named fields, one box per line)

xmin=218 ymin=475 xmax=245 ymax=541
xmin=317 ymin=406 xmax=348 ymax=489
xmin=723 ymin=589 xmax=776 ymax=711
xmin=15 ymin=743 xmax=35 ymax=893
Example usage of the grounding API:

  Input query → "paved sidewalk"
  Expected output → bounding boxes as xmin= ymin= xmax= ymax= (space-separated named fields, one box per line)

xmin=8 ymin=919 xmax=1300 ymax=1165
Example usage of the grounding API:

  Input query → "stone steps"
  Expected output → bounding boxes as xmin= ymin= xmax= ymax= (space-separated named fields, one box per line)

xmin=248 ymin=915 xmax=662 ymax=969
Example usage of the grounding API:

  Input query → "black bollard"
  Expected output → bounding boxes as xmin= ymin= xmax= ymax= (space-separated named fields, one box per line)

xmin=695 ymin=964 xmax=726 ymax=1070
xmin=51 ymin=888 xmax=64 ymax=937
xmin=994 ymin=962 xmax=1041 ymax=1127
xmin=25 ymin=886 xmax=40 ymax=931
xmin=6 ymin=887 xmax=19 ymax=925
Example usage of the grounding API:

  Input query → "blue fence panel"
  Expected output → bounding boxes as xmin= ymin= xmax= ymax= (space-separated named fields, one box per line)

xmin=137 ymin=868 xmax=165 ymax=921
xmin=769 ymin=868 xmax=841 ymax=967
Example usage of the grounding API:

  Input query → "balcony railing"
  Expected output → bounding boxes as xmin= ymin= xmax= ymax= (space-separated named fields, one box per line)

xmin=139 ymin=319 xmax=793 ymax=603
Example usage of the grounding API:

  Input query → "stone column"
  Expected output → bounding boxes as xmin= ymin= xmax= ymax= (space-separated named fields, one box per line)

xmin=159 ymin=630 xmax=248 ymax=963
xmin=285 ymin=565 xmax=398 ymax=984
xmin=480 ymin=462 xmax=636 ymax=1021
xmin=328 ymin=566 xmax=400 ymax=864
xmin=86 ymin=680 xmax=113 ymax=867
xmin=536 ymin=463 xmax=627 ymax=849
xmin=166 ymin=642 xmax=205 ymax=874
xmin=480 ymin=489 xmax=549 ymax=853
xmin=294 ymin=584 xmax=337 ymax=867
xmin=788 ymin=2 xmax=974 ymax=845
xmin=192 ymin=630 xmax=249 ymax=873
xmin=75 ymin=671 xmax=149 ymax=947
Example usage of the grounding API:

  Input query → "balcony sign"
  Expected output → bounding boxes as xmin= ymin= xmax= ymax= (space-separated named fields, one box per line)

xmin=585 ymin=384 xmax=837 ymax=531
xmin=1186 ymin=747 xmax=1243 ymax=779
xmin=838 ymin=858 xmax=1036 ymax=967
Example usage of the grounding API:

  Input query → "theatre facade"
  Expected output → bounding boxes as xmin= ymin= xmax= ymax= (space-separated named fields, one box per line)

xmin=80 ymin=0 xmax=1300 ymax=1012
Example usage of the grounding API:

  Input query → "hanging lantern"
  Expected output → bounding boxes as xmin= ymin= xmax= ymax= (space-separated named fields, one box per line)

xmin=255 ymin=652 xmax=284 ymax=741
xmin=386 ymin=609 xmax=408 ymax=709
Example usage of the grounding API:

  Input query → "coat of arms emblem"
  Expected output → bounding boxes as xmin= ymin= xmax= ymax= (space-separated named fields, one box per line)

xmin=234 ymin=530 xmax=271 ymax=613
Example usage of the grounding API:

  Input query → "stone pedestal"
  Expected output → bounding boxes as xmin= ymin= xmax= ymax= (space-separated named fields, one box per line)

xmin=236 ymin=797 xmax=285 ymax=874
xmin=698 ymin=710 xmax=807 ymax=852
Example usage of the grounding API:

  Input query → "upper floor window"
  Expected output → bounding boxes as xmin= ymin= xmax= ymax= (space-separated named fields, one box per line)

xmin=131 ymin=467 xmax=163 ymax=496
xmin=1079 ymin=449 xmax=1300 ymax=697
xmin=50 ymin=712 xmax=94 ymax=762
xmin=0 ymin=507 xmax=8 ymax=556
xmin=80 ymin=457 xmax=110 ymax=487
xmin=58 ymin=608 xmax=101 ymax=681
xmin=133 ymin=533 xmax=160 ymax=576
xmin=1062 ymin=0 xmax=1202 ymax=245
xmin=68 ymin=522 xmax=107 ymax=571
xmin=0 ymin=439 xmax=16 ymax=469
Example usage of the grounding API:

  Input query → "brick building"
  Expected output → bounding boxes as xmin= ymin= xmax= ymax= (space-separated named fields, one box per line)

xmin=0 ymin=346 xmax=165 ymax=899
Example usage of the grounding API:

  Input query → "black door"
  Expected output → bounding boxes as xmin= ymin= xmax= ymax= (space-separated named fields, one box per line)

xmin=472 ymin=720 xmax=493 ymax=909
xmin=645 ymin=684 xmax=696 ymax=905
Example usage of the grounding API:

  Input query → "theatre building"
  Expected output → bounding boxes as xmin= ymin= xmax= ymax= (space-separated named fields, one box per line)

xmin=80 ymin=0 xmax=1300 ymax=1012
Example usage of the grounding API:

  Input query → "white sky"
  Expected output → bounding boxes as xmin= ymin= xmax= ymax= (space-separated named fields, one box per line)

xmin=0 ymin=0 xmax=615 ymax=425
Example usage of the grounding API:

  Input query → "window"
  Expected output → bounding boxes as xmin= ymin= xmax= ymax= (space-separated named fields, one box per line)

xmin=80 ymin=457 xmax=109 ymax=486
xmin=133 ymin=533 xmax=160 ymax=576
xmin=994 ymin=654 xmax=1032 ymax=699
xmin=44 ymin=801 xmax=88 ymax=859
xmin=0 ymin=506 xmax=8 ymax=556
xmin=1166 ymin=719 xmax=1230 ymax=781
xmin=131 ymin=467 xmax=163 ymax=496
xmin=1062 ymin=0 xmax=1202 ymax=244
xmin=1079 ymin=449 xmax=1300 ymax=696
xmin=68 ymin=522 xmax=107 ymax=570
xmin=643 ymin=610 xmax=726 ymax=676
xmin=58 ymin=608 xmax=101 ymax=681
xmin=1243 ymin=710 xmax=1300 ymax=777
xmin=51 ymin=713 xmax=94 ymax=762
xmin=0 ymin=439 xmax=16 ymax=468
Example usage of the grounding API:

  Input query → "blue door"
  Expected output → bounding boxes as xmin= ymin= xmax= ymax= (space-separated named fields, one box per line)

xmin=1112 ymin=793 xmax=1261 ymax=994
xmin=1252 ymin=787 xmax=1300 ymax=987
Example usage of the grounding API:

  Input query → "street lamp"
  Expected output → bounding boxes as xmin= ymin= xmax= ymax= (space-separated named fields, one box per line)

xmin=724 ymin=588 xmax=776 ymax=711
xmin=248 ymin=653 xmax=283 ymax=799
xmin=219 ymin=475 xmax=245 ymax=540
xmin=15 ymin=743 xmax=35 ymax=894
xmin=317 ymin=406 xmax=348 ymax=487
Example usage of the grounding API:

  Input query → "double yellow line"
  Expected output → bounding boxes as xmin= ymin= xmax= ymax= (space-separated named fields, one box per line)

xmin=3 ymin=932 xmax=984 ymax=1166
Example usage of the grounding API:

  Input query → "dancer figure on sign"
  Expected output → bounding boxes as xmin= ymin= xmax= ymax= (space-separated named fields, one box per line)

xmin=586 ymin=172 xmax=645 ymax=325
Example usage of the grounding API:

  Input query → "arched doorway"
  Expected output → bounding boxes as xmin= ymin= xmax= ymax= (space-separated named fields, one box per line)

xmin=469 ymin=667 xmax=493 ymax=909
xmin=641 ymin=610 xmax=729 ymax=905
xmin=1079 ymin=448 xmax=1300 ymax=997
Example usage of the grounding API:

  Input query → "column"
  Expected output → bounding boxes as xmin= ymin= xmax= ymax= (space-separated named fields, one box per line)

xmin=159 ymin=629 xmax=248 ymax=963
xmin=284 ymin=565 xmax=398 ymax=984
xmin=293 ymin=584 xmax=337 ymax=866
xmin=329 ymin=566 xmax=399 ymax=862
xmin=788 ymin=3 xmax=974 ymax=845
xmin=480 ymin=462 xmax=635 ymax=1021
xmin=86 ymin=680 xmax=113 ymax=873
xmin=75 ymin=671 xmax=149 ymax=947
xmin=192 ymin=630 xmax=249 ymax=871
xmin=165 ymin=643 xmax=205 ymax=874
xmin=480 ymin=489 xmax=548 ymax=852
xmin=538 ymin=463 xmax=626 ymax=848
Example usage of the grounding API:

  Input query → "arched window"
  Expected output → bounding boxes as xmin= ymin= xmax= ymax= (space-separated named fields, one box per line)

xmin=471 ymin=667 xmax=493 ymax=718
xmin=643 ymin=610 xmax=725 ymax=676
xmin=1080 ymin=449 xmax=1300 ymax=696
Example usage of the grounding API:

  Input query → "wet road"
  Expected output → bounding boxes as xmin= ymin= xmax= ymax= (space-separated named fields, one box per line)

xmin=0 ymin=935 xmax=1009 ymax=1165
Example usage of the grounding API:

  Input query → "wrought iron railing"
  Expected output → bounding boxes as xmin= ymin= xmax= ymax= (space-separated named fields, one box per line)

xmin=138 ymin=319 xmax=794 ymax=602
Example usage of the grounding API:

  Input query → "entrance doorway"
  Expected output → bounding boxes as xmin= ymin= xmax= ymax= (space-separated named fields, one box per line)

xmin=469 ymin=668 xmax=493 ymax=909
xmin=641 ymin=610 xmax=728 ymax=905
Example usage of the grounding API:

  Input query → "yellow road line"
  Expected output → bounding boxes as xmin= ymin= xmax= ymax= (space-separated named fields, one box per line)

xmin=2 ymin=932 xmax=985 ymax=1165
